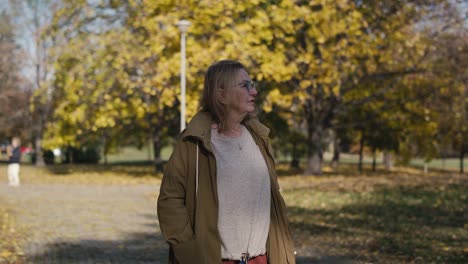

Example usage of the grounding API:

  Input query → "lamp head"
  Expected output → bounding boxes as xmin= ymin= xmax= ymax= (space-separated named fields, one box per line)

xmin=176 ymin=20 xmax=191 ymax=33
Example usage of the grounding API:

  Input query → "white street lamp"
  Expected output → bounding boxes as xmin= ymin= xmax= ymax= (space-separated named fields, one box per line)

xmin=176 ymin=20 xmax=191 ymax=132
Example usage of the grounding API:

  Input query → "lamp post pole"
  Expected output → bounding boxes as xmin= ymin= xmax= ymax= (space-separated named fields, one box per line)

xmin=176 ymin=20 xmax=191 ymax=132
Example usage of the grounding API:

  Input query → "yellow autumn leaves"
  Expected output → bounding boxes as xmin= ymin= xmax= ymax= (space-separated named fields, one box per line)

xmin=38 ymin=0 xmax=461 ymax=173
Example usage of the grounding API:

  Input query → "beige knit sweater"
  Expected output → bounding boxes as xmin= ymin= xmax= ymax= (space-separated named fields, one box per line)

xmin=211 ymin=125 xmax=271 ymax=260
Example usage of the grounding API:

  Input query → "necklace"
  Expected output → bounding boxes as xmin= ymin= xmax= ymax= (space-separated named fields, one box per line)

xmin=222 ymin=125 xmax=244 ymax=150
xmin=236 ymin=129 xmax=244 ymax=150
xmin=237 ymin=142 xmax=243 ymax=150
xmin=232 ymin=135 xmax=243 ymax=150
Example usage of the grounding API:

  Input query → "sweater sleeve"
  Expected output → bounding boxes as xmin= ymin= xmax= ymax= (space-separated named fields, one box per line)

xmin=157 ymin=139 xmax=195 ymax=245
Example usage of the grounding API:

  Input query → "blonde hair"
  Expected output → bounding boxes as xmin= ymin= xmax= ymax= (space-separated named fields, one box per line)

xmin=200 ymin=60 xmax=248 ymax=132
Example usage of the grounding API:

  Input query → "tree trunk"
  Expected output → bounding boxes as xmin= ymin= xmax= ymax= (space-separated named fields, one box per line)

xmin=331 ymin=133 xmax=340 ymax=170
xmin=305 ymin=125 xmax=323 ymax=175
xmin=358 ymin=131 xmax=365 ymax=172
xmin=306 ymin=154 xmax=322 ymax=175
xmin=460 ymin=148 xmax=465 ymax=174
xmin=68 ymin=148 xmax=73 ymax=164
xmin=35 ymin=135 xmax=45 ymax=166
xmin=148 ymin=135 xmax=153 ymax=161
xmin=372 ymin=147 xmax=376 ymax=172
xmin=64 ymin=145 xmax=74 ymax=164
xmin=102 ymin=135 xmax=108 ymax=165
xmin=461 ymin=85 xmax=467 ymax=174
xmin=290 ymin=142 xmax=299 ymax=169
xmin=383 ymin=151 xmax=393 ymax=170
xmin=153 ymin=131 xmax=163 ymax=173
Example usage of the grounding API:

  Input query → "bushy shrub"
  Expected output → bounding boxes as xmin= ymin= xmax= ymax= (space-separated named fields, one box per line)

xmin=43 ymin=150 xmax=55 ymax=164
xmin=63 ymin=146 xmax=100 ymax=164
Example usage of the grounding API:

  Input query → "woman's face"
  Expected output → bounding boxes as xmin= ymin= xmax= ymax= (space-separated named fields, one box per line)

xmin=223 ymin=69 xmax=257 ymax=118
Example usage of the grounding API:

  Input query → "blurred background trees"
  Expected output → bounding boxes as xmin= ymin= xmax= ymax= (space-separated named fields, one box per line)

xmin=4 ymin=0 xmax=60 ymax=165
xmin=1 ymin=0 xmax=466 ymax=174
xmin=0 ymin=10 xmax=31 ymax=141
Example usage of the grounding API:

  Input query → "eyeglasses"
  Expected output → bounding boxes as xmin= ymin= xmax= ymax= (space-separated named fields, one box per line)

xmin=238 ymin=80 xmax=257 ymax=93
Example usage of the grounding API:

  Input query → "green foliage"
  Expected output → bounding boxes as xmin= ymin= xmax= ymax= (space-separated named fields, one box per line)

xmin=430 ymin=33 xmax=467 ymax=163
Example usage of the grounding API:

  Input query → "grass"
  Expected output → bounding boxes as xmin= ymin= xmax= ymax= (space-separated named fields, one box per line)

xmin=0 ymin=164 xmax=162 ymax=185
xmin=324 ymin=153 xmax=467 ymax=172
xmin=14 ymin=143 xmax=461 ymax=172
xmin=409 ymin=157 xmax=466 ymax=172
xmin=100 ymin=145 xmax=173 ymax=164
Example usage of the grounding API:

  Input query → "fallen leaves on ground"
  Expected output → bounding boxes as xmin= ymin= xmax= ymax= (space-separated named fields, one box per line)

xmin=0 ymin=205 xmax=25 ymax=264
xmin=0 ymin=163 xmax=465 ymax=263
xmin=280 ymin=164 xmax=467 ymax=263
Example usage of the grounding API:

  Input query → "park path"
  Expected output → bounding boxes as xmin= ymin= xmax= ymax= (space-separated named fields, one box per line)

xmin=0 ymin=183 xmax=168 ymax=264
xmin=0 ymin=181 xmax=351 ymax=264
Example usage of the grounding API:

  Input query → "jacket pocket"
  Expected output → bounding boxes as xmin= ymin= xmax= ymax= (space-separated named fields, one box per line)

xmin=172 ymin=238 xmax=200 ymax=264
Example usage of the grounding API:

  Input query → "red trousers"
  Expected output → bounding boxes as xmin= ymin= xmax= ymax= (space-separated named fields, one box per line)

xmin=222 ymin=254 xmax=267 ymax=264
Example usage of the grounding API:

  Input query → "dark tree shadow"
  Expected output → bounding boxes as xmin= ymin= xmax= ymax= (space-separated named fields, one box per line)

xmin=27 ymin=213 xmax=168 ymax=263
xmin=296 ymin=256 xmax=358 ymax=264
xmin=27 ymin=231 xmax=168 ymax=264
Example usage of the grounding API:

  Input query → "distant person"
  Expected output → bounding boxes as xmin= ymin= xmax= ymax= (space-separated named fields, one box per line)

xmin=157 ymin=60 xmax=296 ymax=264
xmin=7 ymin=137 xmax=21 ymax=186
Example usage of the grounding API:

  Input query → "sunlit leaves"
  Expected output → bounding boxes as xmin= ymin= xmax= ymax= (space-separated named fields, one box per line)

xmin=43 ymin=0 xmax=459 ymax=172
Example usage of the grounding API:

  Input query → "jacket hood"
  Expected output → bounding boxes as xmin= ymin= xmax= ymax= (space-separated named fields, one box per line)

xmin=182 ymin=111 xmax=270 ymax=150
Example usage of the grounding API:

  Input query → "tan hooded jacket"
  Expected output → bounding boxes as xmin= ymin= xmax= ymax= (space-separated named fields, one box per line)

xmin=157 ymin=111 xmax=296 ymax=264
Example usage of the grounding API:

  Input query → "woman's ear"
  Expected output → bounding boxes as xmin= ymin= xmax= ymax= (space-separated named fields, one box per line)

xmin=217 ymin=88 xmax=227 ymax=104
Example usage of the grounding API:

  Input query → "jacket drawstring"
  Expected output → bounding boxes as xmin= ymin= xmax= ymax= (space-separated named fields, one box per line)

xmin=196 ymin=141 xmax=199 ymax=196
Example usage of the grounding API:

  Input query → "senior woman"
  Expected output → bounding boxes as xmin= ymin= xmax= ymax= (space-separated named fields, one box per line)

xmin=157 ymin=60 xmax=295 ymax=264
